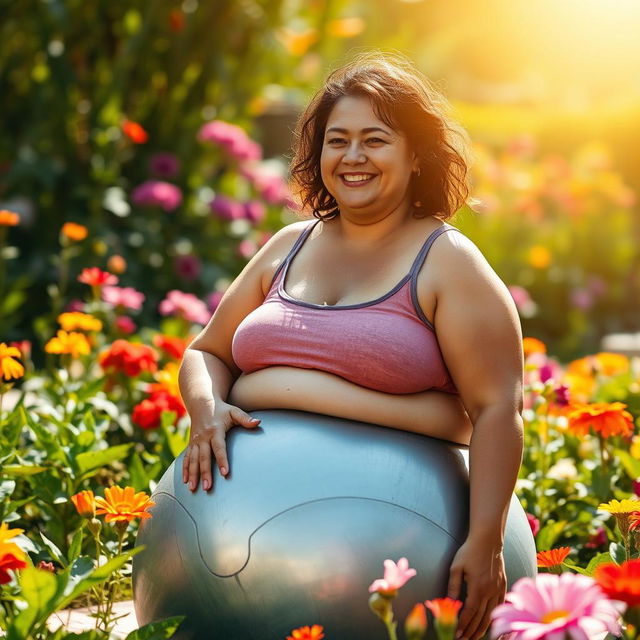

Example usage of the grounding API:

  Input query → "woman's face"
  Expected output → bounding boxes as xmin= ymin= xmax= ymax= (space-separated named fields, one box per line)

xmin=320 ymin=94 xmax=417 ymax=218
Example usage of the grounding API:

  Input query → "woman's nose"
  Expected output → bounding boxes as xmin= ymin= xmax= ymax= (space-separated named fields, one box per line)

xmin=343 ymin=143 xmax=366 ymax=164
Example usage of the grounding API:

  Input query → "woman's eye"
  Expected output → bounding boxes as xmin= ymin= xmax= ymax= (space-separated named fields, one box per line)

xmin=327 ymin=138 xmax=346 ymax=144
xmin=366 ymin=138 xmax=385 ymax=144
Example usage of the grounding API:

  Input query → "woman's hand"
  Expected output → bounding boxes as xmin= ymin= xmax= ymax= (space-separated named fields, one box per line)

xmin=182 ymin=400 xmax=261 ymax=492
xmin=447 ymin=536 xmax=506 ymax=640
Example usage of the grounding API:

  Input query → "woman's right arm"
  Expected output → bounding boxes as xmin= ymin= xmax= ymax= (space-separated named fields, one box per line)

xmin=178 ymin=221 xmax=312 ymax=492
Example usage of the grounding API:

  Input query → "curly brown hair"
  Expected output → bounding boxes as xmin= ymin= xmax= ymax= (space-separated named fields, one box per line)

xmin=289 ymin=52 xmax=473 ymax=221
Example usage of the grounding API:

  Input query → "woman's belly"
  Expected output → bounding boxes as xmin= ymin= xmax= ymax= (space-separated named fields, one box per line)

xmin=227 ymin=366 xmax=472 ymax=446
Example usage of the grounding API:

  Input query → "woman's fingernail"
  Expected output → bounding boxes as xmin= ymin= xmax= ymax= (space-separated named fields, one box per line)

xmin=220 ymin=467 xmax=227 ymax=475
xmin=203 ymin=480 xmax=210 ymax=490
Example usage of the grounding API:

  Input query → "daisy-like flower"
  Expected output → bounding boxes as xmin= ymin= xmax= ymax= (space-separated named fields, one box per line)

xmin=45 ymin=330 xmax=91 ymax=358
xmin=0 ymin=343 xmax=24 ymax=381
xmin=425 ymin=598 xmax=463 ymax=627
xmin=490 ymin=573 xmax=625 ymax=640
xmin=566 ymin=402 xmax=634 ymax=438
xmin=594 ymin=559 xmax=640 ymax=608
xmin=60 ymin=222 xmax=88 ymax=242
xmin=78 ymin=267 xmax=118 ymax=287
xmin=286 ymin=625 xmax=324 ymax=640
xmin=599 ymin=498 xmax=640 ymax=540
xmin=537 ymin=547 xmax=571 ymax=569
xmin=71 ymin=490 xmax=96 ymax=519
xmin=58 ymin=312 xmax=103 ymax=332
xmin=95 ymin=486 xmax=155 ymax=523
xmin=368 ymin=557 xmax=417 ymax=596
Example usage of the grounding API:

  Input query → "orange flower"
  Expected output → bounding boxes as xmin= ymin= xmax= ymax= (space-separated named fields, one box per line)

xmin=107 ymin=255 xmax=127 ymax=274
xmin=276 ymin=27 xmax=318 ymax=56
xmin=58 ymin=312 xmax=103 ymax=332
xmin=566 ymin=402 xmax=634 ymax=438
xmin=594 ymin=352 xmax=629 ymax=377
xmin=61 ymin=222 xmax=88 ymax=242
xmin=153 ymin=334 xmax=192 ymax=360
xmin=528 ymin=246 xmax=551 ymax=269
xmin=523 ymin=337 xmax=546 ymax=357
xmin=122 ymin=120 xmax=148 ymax=144
xmin=99 ymin=340 xmax=158 ymax=377
xmin=424 ymin=598 xmax=463 ymax=626
xmin=149 ymin=362 xmax=182 ymax=398
xmin=536 ymin=547 xmax=571 ymax=568
xmin=0 ymin=210 xmax=19 ymax=226
xmin=0 ymin=523 xmax=25 ymax=560
xmin=78 ymin=267 xmax=118 ymax=287
xmin=594 ymin=559 xmax=640 ymax=607
xmin=405 ymin=602 xmax=428 ymax=636
xmin=0 ymin=552 xmax=27 ymax=584
xmin=327 ymin=16 xmax=366 ymax=38
xmin=71 ymin=490 xmax=96 ymax=518
xmin=286 ymin=625 xmax=324 ymax=640
xmin=0 ymin=343 xmax=24 ymax=381
xmin=95 ymin=486 xmax=155 ymax=523
xmin=45 ymin=330 xmax=91 ymax=358
xmin=629 ymin=513 xmax=640 ymax=533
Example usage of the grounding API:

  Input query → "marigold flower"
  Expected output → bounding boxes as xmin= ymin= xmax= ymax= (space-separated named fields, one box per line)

xmin=94 ymin=486 xmax=155 ymax=523
xmin=132 ymin=389 xmax=186 ymax=430
xmin=405 ymin=602 xmax=428 ymax=637
xmin=58 ymin=312 xmax=103 ymax=332
xmin=61 ymin=222 xmax=88 ymax=242
xmin=122 ymin=119 xmax=148 ymax=144
xmin=0 ymin=210 xmax=19 ymax=226
xmin=368 ymin=557 xmax=417 ymax=596
xmin=99 ymin=340 xmax=158 ymax=377
xmin=537 ymin=547 xmax=571 ymax=568
xmin=566 ymin=402 xmax=634 ymax=438
xmin=45 ymin=330 xmax=91 ymax=358
xmin=490 ymin=574 xmax=624 ymax=640
xmin=523 ymin=337 xmax=546 ymax=357
xmin=71 ymin=490 xmax=96 ymax=518
xmin=0 ymin=343 xmax=24 ymax=381
xmin=286 ymin=625 xmax=324 ymax=640
xmin=78 ymin=267 xmax=118 ymax=287
xmin=425 ymin=598 xmax=463 ymax=626
xmin=594 ymin=559 xmax=640 ymax=607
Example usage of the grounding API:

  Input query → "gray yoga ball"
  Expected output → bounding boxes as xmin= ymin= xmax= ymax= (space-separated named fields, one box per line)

xmin=133 ymin=410 xmax=536 ymax=640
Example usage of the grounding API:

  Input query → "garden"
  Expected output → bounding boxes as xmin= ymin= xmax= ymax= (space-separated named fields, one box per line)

xmin=2 ymin=0 xmax=640 ymax=639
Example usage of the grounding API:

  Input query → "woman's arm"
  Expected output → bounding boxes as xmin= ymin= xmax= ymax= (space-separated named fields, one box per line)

xmin=422 ymin=230 xmax=524 ymax=640
xmin=229 ymin=366 xmax=472 ymax=445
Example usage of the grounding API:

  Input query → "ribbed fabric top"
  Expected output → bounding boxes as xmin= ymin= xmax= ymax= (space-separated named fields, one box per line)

xmin=232 ymin=220 xmax=460 ymax=395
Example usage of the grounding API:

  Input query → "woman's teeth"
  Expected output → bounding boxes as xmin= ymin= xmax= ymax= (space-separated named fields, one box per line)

xmin=341 ymin=174 xmax=374 ymax=183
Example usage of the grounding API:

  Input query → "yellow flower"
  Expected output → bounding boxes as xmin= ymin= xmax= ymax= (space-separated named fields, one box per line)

xmin=631 ymin=436 xmax=640 ymax=460
xmin=528 ymin=245 xmax=551 ymax=269
xmin=150 ymin=362 xmax=181 ymax=398
xmin=275 ymin=27 xmax=318 ymax=56
xmin=0 ymin=522 xmax=26 ymax=561
xmin=57 ymin=312 xmax=103 ymax=332
xmin=594 ymin=352 xmax=629 ymax=377
xmin=60 ymin=222 xmax=88 ymax=242
xmin=0 ymin=343 xmax=24 ymax=381
xmin=327 ymin=16 xmax=366 ymax=38
xmin=45 ymin=330 xmax=91 ymax=358
xmin=95 ymin=486 xmax=155 ymax=523
xmin=598 ymin=499 xmax=640 ymax=515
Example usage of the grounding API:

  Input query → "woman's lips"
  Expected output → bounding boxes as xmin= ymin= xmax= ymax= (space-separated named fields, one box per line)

xmin=339 ymin=174 xmax=376 ymax=187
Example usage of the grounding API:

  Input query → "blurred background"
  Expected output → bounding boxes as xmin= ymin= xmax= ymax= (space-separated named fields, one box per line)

xmin=2 ymin=0 xmax=639 ymax=361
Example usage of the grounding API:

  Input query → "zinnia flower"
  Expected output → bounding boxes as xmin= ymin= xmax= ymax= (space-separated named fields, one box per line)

xmin=405 ymin=602 xmax=428 ymax=638
xmin=158 ymin=290 xmax=210 ymax=325
xmin=61 ymin=222 xmax=88 ymax=242
xmin=99 ymin=340 xmax=158 ymax=377
xmin=153 ymin=334 xmax=191 ymax=360
xmin=523 ymin=337 xmax=547 ymax=357
xmin=490 ymin=573 xmax=625 ymax=640
xmin=122 ymin=119 xmax=148 ymax=144
xmin=594 ymin=559 xmax=640 ymax=607
xmin=71 ymin=490 xmax=96 ymax=518
xmin=244 ymin=200 xmax=266 ymax=224
xmin=131 ymin=180 xmax=182 ymax=212
xmin=210 ymin=195 xmax=245 ymax=221
xmin=0 ymin=210 xmax=19 ymax=226
xmin=368 ymin=557 xmax=417 ymax=596
xmin=425 ymin=598 xmax=463 ymax=627
xmin=537 ymin=547 xmax=571 ymax=569
xmin=285 ymin=625 xmax=324 ymax=640
xmin=94 ymin=486 xmax=155 ymax=523
xmin=45 ymin=330 xmax=91 ymax=358
xmin=57 ymin=312 xmax=103 ymax=332
xmin=102 ymin=285 xmax=145 ymax=311
xmin=78 ymin=267 xmax=118 ymax=287
xmin=0 ymin=343 xmax=24 ymax=380
xmin=198 ymin=120 xmax=262 ymax=162
xmin=566 ymin=402 xmax=634 ymax=438
xmin=115 ymin=316 xmax=137 ymax=335
xmin=132 ymin=388 xmax=185 ymax=430
xmin=0 ymin=552 xmax=27 ymax=584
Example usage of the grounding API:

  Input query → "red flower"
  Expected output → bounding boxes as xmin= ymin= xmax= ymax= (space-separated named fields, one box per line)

xmin=99 ymin=340 xmax=158 ymax=377
xmin=0 ymin=553 xmax=27 ymax=584
xmin=132 ymin=389 xmax=186 ymax=430
xmin=153 ymin=334 xmax=192 ymax=360
xmin=536 ymin=547 xmax=571 ymax=568
xmin=78 ymin=267 xmax=118 ymax=287
xmin=122 ymin=120 xmax=148 ymax=144
xmin=169 ymin=9 xmax=185 ymax=32
xmin=594 ymin=559 xmax=640 ymax=607
xmin=286 ymin=625 xmax=324 ymax=640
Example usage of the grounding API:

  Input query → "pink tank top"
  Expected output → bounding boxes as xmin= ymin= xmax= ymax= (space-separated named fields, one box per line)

xmin=232 ymin=220 xmax=460 ymax=395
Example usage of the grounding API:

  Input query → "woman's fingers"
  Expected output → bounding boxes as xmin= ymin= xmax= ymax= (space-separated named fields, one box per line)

xmin=198 ymin=441 xmax=214 ymax=491
xmin=471 ymin=596 xmax=498 ymax=640
xmin=188 ymin=443 xmax=202 ymax=491
xmin=211 ymin=430 xmax=230 ymax=478
xmin=229 ymin=405 xmax=261 ymax=429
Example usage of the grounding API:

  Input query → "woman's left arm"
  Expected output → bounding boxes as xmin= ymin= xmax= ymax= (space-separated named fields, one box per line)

xmin=425 ymin=230 xmax=525 ymax=640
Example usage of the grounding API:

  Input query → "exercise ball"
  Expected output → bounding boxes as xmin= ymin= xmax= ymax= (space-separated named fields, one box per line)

xmin=133 ymin=410 xmax=536 ymax=640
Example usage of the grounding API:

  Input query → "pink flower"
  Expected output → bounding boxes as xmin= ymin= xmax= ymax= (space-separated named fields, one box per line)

xmin=585 ymin=527 xmax=608 ymax=549
xmin=197 ymin=120 xmax=262 ymax=162
xmin=65 ymin=299 xmax=85 ymax=312
xmin=131 ymin=180 xmax=183 ymax=212
xmin=368 ymin=557 xmax=417 ymax=596
xmin=241 ymin=164 xmax=293 ymax=205
xmin=102 ymin=286 xmax=145 ymax=311
xmin=237 ymin=239 xmax=257 ymax=259
xmin=508 ymin=285 xmax=536 ymax=317
xmin=490 ymin=574 xmax=625 ymax=640
xmin=527 ymin=512 xmax=540 ymax=537
xmin=244 ymin=200 xmax=266 ymax=224
xmin=159 ymin=290 xmax=210 ymax=325
xmin=570 ymin=288 xmax=594 ymax=311
xmin=149 ymin=153 xmax=180 ymax=178
xmin=207 ymin=290 xmax=225 ymax=313
xmin=115 ymin=316 xmax=137 ymax=335
xmin=552 ymin=384 xmax=570 ymax=407
xmin=174 ymin=255 xmax=202 ymax=282
xmin=210 ymin=195 xmax=244 ymax=221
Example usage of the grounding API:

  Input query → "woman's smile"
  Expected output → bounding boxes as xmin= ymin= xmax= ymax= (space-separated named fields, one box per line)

xmin=339 ymin=172 xmax=377 ymax=187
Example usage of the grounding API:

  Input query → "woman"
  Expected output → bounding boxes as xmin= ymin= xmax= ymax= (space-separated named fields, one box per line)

xmin=178 ymin=53 xmax=524 ymax=640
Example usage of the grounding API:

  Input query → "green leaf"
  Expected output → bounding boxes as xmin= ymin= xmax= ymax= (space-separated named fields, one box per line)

xmin=128 ymin=452 xmax=150 ymax=491
xmin=536 ymin=520 xmax=568 ymax=551
xmin=40 ymin=531 xmax=64 ymax=565
xmin=161 ymin=419 xmax=187 ymax=458
xmin=68 ymin=527 xmax=83 ymax=564
xmin=75 ymin=444 xmax=133 ymax=474
xmin=126 ymin=616 xmax=185 ymax=640
xmin=585 ymin=552 xmax=614 ymax=575
xmin=609 ymin=542 xmax=627 ymax=565
xmin=613 ymin=449 xmax=640 ymax=481
xmin=2 ymin=464 xmax=48 ymax=476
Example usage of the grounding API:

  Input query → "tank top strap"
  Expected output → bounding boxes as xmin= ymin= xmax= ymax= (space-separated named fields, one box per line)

xmin=269 ymin=219 xmax=322 ymax=289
